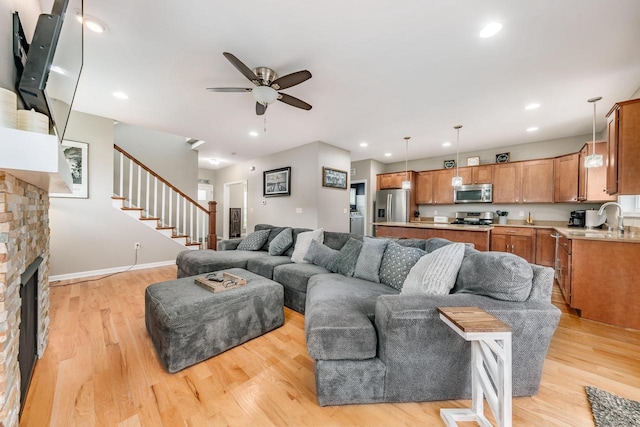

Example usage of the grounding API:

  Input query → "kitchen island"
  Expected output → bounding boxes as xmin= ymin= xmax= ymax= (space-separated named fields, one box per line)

xmin=373 ymin=222 xmax=492 ymax=251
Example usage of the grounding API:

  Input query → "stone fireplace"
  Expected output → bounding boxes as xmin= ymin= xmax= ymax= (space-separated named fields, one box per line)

xmin=0 ymin=172 xmax=51 ymax=426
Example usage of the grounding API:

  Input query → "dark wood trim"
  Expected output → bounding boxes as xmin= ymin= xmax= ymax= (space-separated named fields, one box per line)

xmin=208 ymin=201 xmax=218 ymax=250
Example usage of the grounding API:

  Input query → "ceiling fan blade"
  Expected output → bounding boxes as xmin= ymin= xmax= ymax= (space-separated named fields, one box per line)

xmin=223 ymin=52 xmax=260 ymax=85
xmin=271 ymin=70 xmax=312 ymax=90
xmin=278 ymin=93 xmax=312 ymax=110
xmin=206 ymin=87 xmax=252 ymax=92
xmin=256 ymin=102 xmax=267 ymax=115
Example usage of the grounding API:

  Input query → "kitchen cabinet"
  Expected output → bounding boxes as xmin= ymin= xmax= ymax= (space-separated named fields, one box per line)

xmin=492 ymin=162 xmax=522 ymax=203
xmin=374 ymin=224 xmax=490 ymax=251
xmin=490 ymin=227 xmax=535 ymax=263
xmin=578 ymin=142 xmax=616 ymax=202
xmin=415 ymin=171 xmax=433 ymax=204
xmin=432 ymin=169 xmax=455 ymax=204
xmin=554 ymin=153 xmax=579 ymax=202
xmin=494 ymin=159 xmax=553 ymax=204
xmin=606 ymin=98 xmax=640 ymax=195
xmin=521 ymin=159 xmax=554 ymax=203
xmin=556 ymin=234 xmax=572 ymax=305
xmin=535 ymin=228 xmax=556 ymax=267
xmin=377 ymin=172 xmax=412 ymax=190
xmin=459 ymin=165 xmax=494 ymax=185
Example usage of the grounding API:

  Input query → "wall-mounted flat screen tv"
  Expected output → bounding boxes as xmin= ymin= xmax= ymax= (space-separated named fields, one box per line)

xmin=16 ymin=0 xmax=83 ymax=142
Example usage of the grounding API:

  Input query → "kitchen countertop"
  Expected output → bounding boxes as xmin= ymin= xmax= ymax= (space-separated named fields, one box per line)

xmin=374 ymin=221 xmax=640 ymax=243
xmin=374 ymin=222 xmax=492 ymax=232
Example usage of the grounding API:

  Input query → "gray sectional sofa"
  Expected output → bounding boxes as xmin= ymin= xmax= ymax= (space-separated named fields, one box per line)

xmin=175 ymin=224 xmax=561 ymax=406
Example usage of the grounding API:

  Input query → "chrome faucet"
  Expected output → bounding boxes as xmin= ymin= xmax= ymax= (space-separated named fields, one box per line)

xmin=597 ymin=202 xmax=625 ymax=234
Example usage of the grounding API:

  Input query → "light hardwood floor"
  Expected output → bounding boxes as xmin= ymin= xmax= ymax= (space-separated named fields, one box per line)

xmin=20 ymin=266 xmax=640 ymax=426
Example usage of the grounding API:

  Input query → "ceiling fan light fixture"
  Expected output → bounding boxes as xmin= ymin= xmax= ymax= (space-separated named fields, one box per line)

xmin=252 ymin=86 xmax=278 ymax=106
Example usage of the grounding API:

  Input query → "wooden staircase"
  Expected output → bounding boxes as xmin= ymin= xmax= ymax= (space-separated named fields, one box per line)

xmin=112 ymin=144 xmax=218 ymax=250
xmin=111 ymin=196 xmax=202 ymax=249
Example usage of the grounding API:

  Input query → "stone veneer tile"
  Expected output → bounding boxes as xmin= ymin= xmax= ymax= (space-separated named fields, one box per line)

xmin=0 ymin=172 xmax=50 ymax=427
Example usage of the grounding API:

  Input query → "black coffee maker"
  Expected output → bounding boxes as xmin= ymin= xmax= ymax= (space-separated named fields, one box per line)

xmin=569 ymin=210 xmax=586 ymax=227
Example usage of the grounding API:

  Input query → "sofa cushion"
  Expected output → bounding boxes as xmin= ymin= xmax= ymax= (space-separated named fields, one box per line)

xmin=353 ymin=237 xmax=389 ymax=283
xmin=305 ymin=274 xmax=399 ymax=360
xmin=402 ymin=243 xmax=465 ymax=295
xmin=327 ymin=238 xmax=363 ymax=277
xmin=291 ymin=229 xmax=324 ymax=263
xmin=304 ymin=240 xmax=338 ymax=269
xmin=246 ymin=255 xmax=292 ymax=279
xmin=237 ymin=229 xmax=270 ymax=251
xmin=455 ymin=251 xmax=533 ymax=302
xmin=269 ymin=228 xmax=293 ymax=255
xmin=323 ymin=231 xmax=363 ymax=250
xmin=273 ymin=262 xmax=331 ymax=293
xmin=175 ymin=249 xmax=270 ymax=277
xmin=424 ymin=237 xmax=480 ymax=257
xmin=379 ymin=242 xmax=426 ymax=290
xmin=395 ymin=239 xmax=427 ymax=250
xmin=284 ymin=227 xmax=313 ymax=257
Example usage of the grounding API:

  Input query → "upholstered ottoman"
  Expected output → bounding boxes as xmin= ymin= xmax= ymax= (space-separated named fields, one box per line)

xmin=145 ymin=268 xmax=284 ymax=373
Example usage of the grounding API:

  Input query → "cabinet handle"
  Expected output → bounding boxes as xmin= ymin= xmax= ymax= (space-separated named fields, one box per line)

xmin=505 ymin=244 xmax=509 ymax=251
xmin=506 ymin=230 xmax=516 ymax=233
xmin=511 ymin=244 xmax=515 ymax=252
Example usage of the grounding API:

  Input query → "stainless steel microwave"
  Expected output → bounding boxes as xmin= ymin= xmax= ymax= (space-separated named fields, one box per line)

xmin=454 ymin=184 xmax=493 ymax=204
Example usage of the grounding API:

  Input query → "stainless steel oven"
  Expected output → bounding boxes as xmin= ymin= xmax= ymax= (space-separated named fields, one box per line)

xmin=453 ymin=184 xmax=493 ymax=204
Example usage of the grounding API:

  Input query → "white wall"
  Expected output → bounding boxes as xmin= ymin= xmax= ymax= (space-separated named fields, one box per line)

xmin=49 ymin=111 xmax=189 ymax=277
xmin=0 ymin=0 xmax=41 ymax=94
xmin=213 ymin=141 xmax=351 ymax=235
xmin=115 ymin=123 xmax=198 ymax=200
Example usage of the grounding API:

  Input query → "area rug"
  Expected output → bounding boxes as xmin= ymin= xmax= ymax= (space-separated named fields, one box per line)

xmin=585 ymin=386 xmax=640 ymax=427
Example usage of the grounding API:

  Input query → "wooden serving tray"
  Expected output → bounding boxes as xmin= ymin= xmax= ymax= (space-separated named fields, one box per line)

xmin=194 ymin=272 xmax=247 ymax=293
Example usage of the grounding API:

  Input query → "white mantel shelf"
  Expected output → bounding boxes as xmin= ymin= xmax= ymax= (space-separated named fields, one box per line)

xmin=0 ymin=127 xmax=72 ymax=193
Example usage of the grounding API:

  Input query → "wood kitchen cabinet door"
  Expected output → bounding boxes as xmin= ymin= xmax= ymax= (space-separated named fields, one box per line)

xmin=535 ymin=228 xmax=556 ymax=267
xmin=473 ymin=165 xmax=493 ymax=184
xmin=606 ymin=98 xmax=640 ymax=195
xmin=432 ymin=169 xmax=455 ymax=204
xmin=521 ymin=159 xmax=554 ymax=203
xmin=554 ymin=154 xmax=579 ymax=202
xmin=377 ymin=173 xmax=404 ymax=190
xmin=492 ymin=162 xmax=522 ymax=203
xmin=584 ymin=142 xmax=616 ymax=202
xmin=491 ymin=227 xmax=535 ymax=263
xmin=415 ymin=171 xmax=433 ymax=204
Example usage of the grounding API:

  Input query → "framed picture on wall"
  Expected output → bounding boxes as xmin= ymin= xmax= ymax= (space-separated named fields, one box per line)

xmin=263 ymin=167 xmax=291 ymax=197
xmin=50 ymin=140 xmax=89 ymax=198
xmin=322 ymin=167 xmax=348 ymax=189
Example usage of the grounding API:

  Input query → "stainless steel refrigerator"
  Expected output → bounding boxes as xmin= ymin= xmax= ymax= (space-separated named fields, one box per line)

xmin=375 ymin=189 xmax=410 ymax=223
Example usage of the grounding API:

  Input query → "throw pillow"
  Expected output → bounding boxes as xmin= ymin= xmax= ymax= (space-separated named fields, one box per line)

xmin=353 ymin=237 xmax=389 ymax=283
xmin=268 ymin=228 xmax=293 ymax=255
xmin=290 ymin=228 xmax=324 ymax=263
xmin=303 ymin=239 xmax=338 ymax=269
xmin=401 ymin=243 xmax=466 ymax=295
xmin=455 ymin=252 xmax=534 ymax=302
xmin=379 ymin=242 xmax=427 ymax=291
xmin=236 ymin=229 xmax=270 ymax=251
xmin=327 ymin=238 xmax=363 ymax=277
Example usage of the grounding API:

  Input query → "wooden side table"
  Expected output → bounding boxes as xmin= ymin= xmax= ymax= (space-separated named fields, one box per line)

xmin=438 ymin=307 xmax=512 ymax=427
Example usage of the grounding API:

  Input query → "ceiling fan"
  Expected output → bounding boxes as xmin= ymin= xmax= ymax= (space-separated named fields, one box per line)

xmin=207 ymin=52 xmax=312 ymax=115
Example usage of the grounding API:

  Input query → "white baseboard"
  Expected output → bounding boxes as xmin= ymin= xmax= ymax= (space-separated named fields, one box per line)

xmin=49 ymin=260 xmax=176 ymax=282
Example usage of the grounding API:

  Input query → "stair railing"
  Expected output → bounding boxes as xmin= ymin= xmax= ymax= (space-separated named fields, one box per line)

xmin=113 ymin=144 xmax=217 ymax=249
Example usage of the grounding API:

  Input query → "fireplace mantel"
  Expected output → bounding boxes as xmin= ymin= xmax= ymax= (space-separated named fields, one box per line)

xmin=0 ymin=127 xmax=73 ymax=193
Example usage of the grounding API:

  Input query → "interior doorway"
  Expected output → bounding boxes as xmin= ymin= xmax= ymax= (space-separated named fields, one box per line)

xmin=223 ymin=180 xmax=248 ymax=239
xmin=350 ymin=179 xmax=368 ymax=235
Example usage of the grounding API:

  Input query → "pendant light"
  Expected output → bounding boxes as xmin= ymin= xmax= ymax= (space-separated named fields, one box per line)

xmin=402 ymin=136 xmax=411 ymax=190
xmin=584 ymin=96 xmax=603 ymax=168
xmin=451 ymin=125 xmax=463 ymax=186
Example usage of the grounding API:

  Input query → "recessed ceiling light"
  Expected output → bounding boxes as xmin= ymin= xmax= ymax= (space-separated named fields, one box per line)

xmin=249 ymin=131 xmax=259 ymax=137
xmin=360 ymin=142 xmax=368 ymax=147
xmin=384 ymin=153 xmax=392 ymax=157
xmin=526 ymin=126 xmax=539 ymax=132
xmin=442 ymin=142 xmax=451 ymax=147
xmin=208 ymin=158 xmax=221 ymax=165
xmin=525 ymin=103 xmax=540 ymax=110
xmin=479 ymin=22 xmax=503 ymax=38
xmin=112 ymin=91 xmax=128 ymax=100
xmin=76 ymin=12 xmax=108 ymax=33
